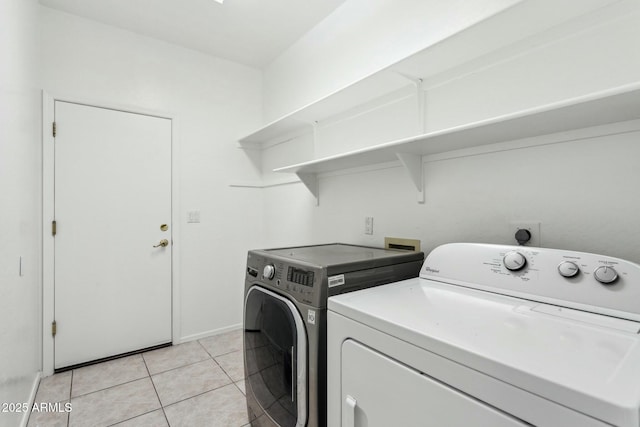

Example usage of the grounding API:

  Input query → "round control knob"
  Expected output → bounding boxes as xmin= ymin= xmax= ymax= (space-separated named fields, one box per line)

xmin=558 ymin=261 xmax=580 ymax=278
xmin=594 ymin=266 xmax=618 ymax=285
xmin=503 ymin=251 xmax=527 ymax=271
xmin=263 ymin=264 xmax=276 ymax=280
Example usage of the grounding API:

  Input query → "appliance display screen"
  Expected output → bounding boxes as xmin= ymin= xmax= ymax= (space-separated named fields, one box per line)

xmin=288 ymin=267 xmax=314 ymax=287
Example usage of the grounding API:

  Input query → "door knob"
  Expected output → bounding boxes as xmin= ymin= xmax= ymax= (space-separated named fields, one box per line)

xmin=153 ymin=239 xmax=169 ymax=248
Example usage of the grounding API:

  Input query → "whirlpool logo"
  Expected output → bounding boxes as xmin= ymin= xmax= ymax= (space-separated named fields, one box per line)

xmin=424 ymin=266 xmax=440 ymax=274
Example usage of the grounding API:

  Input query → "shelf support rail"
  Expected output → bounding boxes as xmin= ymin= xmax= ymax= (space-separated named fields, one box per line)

xmin=395 ymin=152 xmax=425 ymax=204
xmin=392 ymin=72 xmax=426 ymax=134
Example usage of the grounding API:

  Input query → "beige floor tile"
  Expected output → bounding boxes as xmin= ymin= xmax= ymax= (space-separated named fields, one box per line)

xmin=142 ymin=341 xmax=211 ymax=375
xmin=34 ymin=371 xmax=72 ymax=403
xmin=152 ymin=359 xmax=232 ymax=406
xmin=27 ymin=401 xmax=70 ymax=427
xmin=68 ymin=378 xmax=160 ymax=427
xmin=111 ymin=409 xmax=169 ymax=427
xmin=199 ymin=329 xmax=243 ymax=357
xmin=164 ymin=383 xmax=251 ymax=427
xmin=71 ymin=355 xmax=148 ymax=397
xmin=215 ymin=349 xmax=245 ymax=382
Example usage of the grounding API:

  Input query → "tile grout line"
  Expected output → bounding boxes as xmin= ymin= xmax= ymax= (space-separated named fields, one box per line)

xmin=232 ymin=380 xmax=246 ymax=397
xmin=210 ymin=353 xmax=244 ymax=384
xmin=161 ymin=380 xmax=239 ymax=410
xmin=161 ymin=342 xmax=241 ymax=407
xmin=197 ymin=333 xmax=244 ymax=358
xmin=68 ymin=375 xmax=149 ymax=400
xmin=142 ymin=351 xmax=171 ymax=427
xmin=196 ymin=339 xmax=212 ymax=358
xmin=146 ymin=341 xmax=245 ymax=409
xmin=104 ymin=409 xmax=162 ymax=427
xmin=144 ymin=355 xmax=216 ymax=376
xmin=197 ymin=337 xmax=246 ymax=383
xmin=67 ymin=354 xmax=147 ymax=397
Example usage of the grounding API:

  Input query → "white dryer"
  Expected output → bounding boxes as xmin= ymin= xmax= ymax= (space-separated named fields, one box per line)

xmin=327 ymin=243 xmax=640 ymax=427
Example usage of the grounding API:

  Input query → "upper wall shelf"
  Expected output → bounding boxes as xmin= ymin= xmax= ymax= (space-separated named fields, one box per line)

xmin=274 ymin=83 xmax=640 ymax=200
xmin=239 ymin=71 xmax=413 ymax=147
xmin=238 ymin=0 xmax=625 ymax=149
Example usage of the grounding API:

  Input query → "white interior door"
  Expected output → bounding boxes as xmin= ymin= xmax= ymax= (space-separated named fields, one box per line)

xmin=54 ymin=101 xmax=172 ymax=369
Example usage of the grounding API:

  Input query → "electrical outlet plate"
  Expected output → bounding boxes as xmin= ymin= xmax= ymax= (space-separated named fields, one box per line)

xmin=509 ymin=221 xmax=541 ymax=247
xmin=364 ymin=217 xmax=374 ymax=235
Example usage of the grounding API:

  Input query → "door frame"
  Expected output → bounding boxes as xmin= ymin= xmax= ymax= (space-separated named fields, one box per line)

xmin=41 ymin=91 xmax=182 ymax=375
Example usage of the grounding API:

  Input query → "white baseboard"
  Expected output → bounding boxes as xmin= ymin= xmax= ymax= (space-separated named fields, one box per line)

xmin=20 ymin=372 xmax=41 ymax=427
xmin=178 ymin=323 xmax=242 ymax=344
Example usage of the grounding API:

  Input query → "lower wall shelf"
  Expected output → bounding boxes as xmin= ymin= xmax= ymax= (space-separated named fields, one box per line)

xmin=272 ymin=82 xmax=640 ymax=203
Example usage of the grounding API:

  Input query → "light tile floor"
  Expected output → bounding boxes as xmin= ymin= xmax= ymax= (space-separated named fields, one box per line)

xmin=28 ymin=330 xmax=251 ymax=427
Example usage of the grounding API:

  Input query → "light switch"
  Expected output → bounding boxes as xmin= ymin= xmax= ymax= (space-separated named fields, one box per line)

xmin=187 ymin=210 xmax=201 ymax=223
xmin=365 ymin=217 xmax=374 ymax=235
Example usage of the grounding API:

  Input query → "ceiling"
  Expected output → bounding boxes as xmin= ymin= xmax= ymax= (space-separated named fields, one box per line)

xmin=39 ymin=0 xmax=347 ymax=68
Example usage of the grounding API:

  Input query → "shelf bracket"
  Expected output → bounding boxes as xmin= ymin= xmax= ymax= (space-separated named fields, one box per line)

xmin=296 ymin=172 xmax=319 ymax=206
xmin=395 ymin=152 xmax=425 ymax=204
xmin=392 ymin=70 xmax=422 ymax=86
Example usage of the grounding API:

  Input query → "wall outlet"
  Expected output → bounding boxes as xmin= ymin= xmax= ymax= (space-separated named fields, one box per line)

xmin=509 ymin=221 xmax=541 ymax=247
xmin=364 ymin=217 xmax=374 ymax=235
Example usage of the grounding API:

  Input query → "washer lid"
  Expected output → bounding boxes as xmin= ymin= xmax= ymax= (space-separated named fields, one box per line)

xmin=329 ymin=278 xmax=640 ymax=427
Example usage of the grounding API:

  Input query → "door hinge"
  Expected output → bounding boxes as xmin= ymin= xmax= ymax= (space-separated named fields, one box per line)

xmin=51 ymin=320 xmax=57 ymax=337
xmin=52 ymin=220 xmax=57 ymax=236
xmin=52 ymin=122 xmax=57 ymax=137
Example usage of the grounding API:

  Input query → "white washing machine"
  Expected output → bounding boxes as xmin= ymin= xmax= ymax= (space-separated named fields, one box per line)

xmin=327 ymin=243 xmax=640 ymax=427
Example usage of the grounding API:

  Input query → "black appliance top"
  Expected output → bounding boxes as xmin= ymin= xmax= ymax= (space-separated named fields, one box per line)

xmin=263 ymin=243 xmax=422 ymax=271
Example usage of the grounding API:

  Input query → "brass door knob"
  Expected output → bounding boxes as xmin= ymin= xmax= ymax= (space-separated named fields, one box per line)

xmin=153 ymin=239 xmax=169 ymax=248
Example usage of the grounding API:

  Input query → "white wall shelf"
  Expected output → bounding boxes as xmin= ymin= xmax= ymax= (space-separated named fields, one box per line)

xmin=238 ymin=71 xmax=413 ymax=147
xmin=273 ymin=83 xmax=640 ymax=200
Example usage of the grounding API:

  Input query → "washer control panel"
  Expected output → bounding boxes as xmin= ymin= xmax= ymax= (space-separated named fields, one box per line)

xmin=421 ymin=243 xmax=640 ymax=321
xmin=246 ymin=254 xmax=321 ymax=306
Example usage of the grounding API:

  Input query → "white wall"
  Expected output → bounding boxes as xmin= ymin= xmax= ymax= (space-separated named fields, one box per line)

xmin=259 ymin=0 xmax=640 ymax=263
xmin=0 ymin=0 xmax=41 ymax=426
xmin=40 ymin=7 xmax=264 ymax=341
xmin=264 ymin=122 xmax=640 ymax=263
